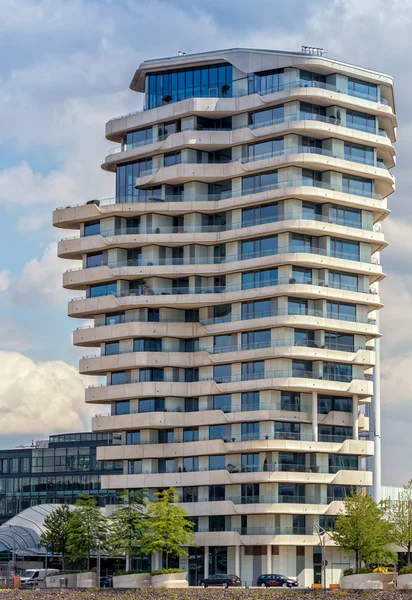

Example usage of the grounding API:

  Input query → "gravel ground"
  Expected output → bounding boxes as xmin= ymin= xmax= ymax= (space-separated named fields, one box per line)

xmin=1 ymin=590 xmax=412 ymax=599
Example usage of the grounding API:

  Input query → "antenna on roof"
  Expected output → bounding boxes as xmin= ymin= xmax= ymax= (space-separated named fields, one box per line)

xmin=301 ymin=46 xmax=325 ymax=57
xmin=177 ymin=51 xmax=186 ymax=56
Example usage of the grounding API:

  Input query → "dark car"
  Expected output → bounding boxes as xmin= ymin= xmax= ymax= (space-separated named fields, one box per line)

xmin=100 ymin=575 xmax=113 ymax=588
xmin=199 ymin=574 xmax=241 ymax=588
xmin=256 ymin=574 xmax=298 ymax=588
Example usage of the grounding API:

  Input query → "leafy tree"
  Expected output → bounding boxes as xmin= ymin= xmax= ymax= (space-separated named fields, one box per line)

xmin=40 ymin=505 xmax=72 ymax=569
xmin=140 ymin=487 xmax=194 ymax=568
xmin=109 ymin=491 xmax=146 ymax=570
xmin=331 ymin=492 xmax=395 ymax=572
xmin=66 ymin=494 xmax=109 ymax=570
xmin=385 ymin=480 xmax=412 ymax=565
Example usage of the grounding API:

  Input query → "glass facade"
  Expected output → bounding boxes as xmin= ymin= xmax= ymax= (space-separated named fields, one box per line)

xmin=145 ymin=64 xmax=233 ymax=109
xmin=0 ymin=433 xmax=122 ymax=523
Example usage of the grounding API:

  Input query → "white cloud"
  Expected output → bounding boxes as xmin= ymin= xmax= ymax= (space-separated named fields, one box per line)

xmin=7 ymin=241 xmax=79 ymax=306
xmin=0 ymin=270 xmax=10 ymax=293
xmin=0 ymin=351 xmax=96 ymax=435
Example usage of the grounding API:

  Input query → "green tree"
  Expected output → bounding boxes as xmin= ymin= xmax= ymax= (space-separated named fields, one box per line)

xmin=66 ymin=494 xmax=109 ymax=570
xmin=331 ymin=492 xmax=395 ymax=572
xmin=140 ymin=487 xmax=194 ymax=568
xmin=109 ymin=491 xmax=146 ymax=570
xmin=40 ymin=505 xmax=72 ymax=570
xmin=385 ymin=480 xmax=412 ymax=565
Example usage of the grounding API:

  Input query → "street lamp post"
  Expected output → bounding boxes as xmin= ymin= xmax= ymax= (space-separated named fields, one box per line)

xmin=314 ymin=523 xmax=330 ymax=589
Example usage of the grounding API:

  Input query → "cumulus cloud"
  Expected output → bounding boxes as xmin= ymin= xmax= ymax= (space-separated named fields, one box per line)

xmin=0 ymin=351 xmax=96 ymax=435
xmin=0 ymin=270 xmax=10 ymax=293
xmin=6 ymin=242 xmax=79 ymax=306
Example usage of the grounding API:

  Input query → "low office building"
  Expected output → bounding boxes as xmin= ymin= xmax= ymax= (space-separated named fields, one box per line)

xmin=54 ymin=47 xmax=396 ymax=586
xmin=0 ymin=432 xmax=122 ymax=523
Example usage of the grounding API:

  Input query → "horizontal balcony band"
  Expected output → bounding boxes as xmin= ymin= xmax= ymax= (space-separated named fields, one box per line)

xmin=85 ymin=377 xmax=372 ymax=403
xmin=107 ymin=80 xmax=395 ymax=132
xmin=106 ymin=112 xmax=394 ymax=162
xmin=100 ymin=467 xmax=372 ymax=489
xmin=59 ymin=212 xmax=381 ymax=246
xmin=70 ymin=283 xmax=379 ymax=321
xmin=178 ymin=497 xmax=344 ymax=514
xmin=79 ymin=349 xmax=375 ymax=377
xmin=67 ymin=245 xmax=381 ymax=277
xmin=134 ymin=146 xmax=391 ymax=178
xmin=93 ymin=413 xmax=367 ymax=435
xmin=134 ymin=162 xmax=393 ymax=200
xmin=83 ymin=338 xmax=373 ymax=360
xmin=56 ymin=178 xmax=386 ymax=213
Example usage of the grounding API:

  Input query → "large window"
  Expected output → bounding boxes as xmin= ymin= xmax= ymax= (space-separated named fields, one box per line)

xmin=241 ymin=361 xmax=264 ymax=381
xmin=242 ymin=201 xmax=279 ymax=226
xmin=139 ymin=398 xmax=165 ymax=413
xmin=84 ymin=220 xmax=100 ymax=237
xmin=89 ymin=282 xmax=117 ymax=298
xmin=331 ymin=205 xmax=362 ymax=228
xmin=111 ymin=371 xmax=127 ymax=385
xmin=128 ymin=460 xmax=142 ymax=474
xmin=348 ymin=78 xmax=378 ymax=101
xmin=327 ymin=301 xmax=356 ymax=322
xmin=241 ymin=391 xmax=260 ymax=411
xmin=183 ymin=456 xmax=199 ymax=472
xmin=291 ymin=233 xmax=317 ymax=253
xmin=318 ymin=395 xmax=352 ymax=414
xmin=241 ymin=423 xmax=260 ymax=442
xmin=209 ymin=484 xmax=225 ymax=501
xmin=105 ymin=341 xmax=120 ymax=356
xmin=330 ymin=238 xmax=360 ymax=261
xmin=241 ymin=299 xmax=272 ymax=319
xmin=324 ymin=332 xmax=354 ymax=352
xmin=209 ymin=455 xmax=226 ymax=471
xmin=213 ymin=364 xmax=231 ymax=383
xmin=213 ymin=334 xmax=232 ymax=354
xmin=288 ymin=297 xmax=308 ymax=316
xmin=242 ymin=268 xmax=278 ymax=290
xmin=241 ymin=453 xmax=259 ymax=472
xmin=329 ymin=455 xmax=358 ymax=472
xmin=281 ymin=391 xmax=301 ymax=412
xmin=320 ymin=426 xmax=353 ymax=443
xmin=145 ymin=64 xmax=233 ymax=109
xmin=300 ymin=102 xmax=326 ymax=119
xmin=242 ymin=170 xmax=278 ymax=195
xmin=114 ymin=400 xmax=130 ymax=415
xmin=292 ymin=360 xmax=313 ymax=377
xmin=116 ymin=159 xmax=155 ymax=201
xmin=139 ymin=368 xmax=164 ymax=382
xmin=248 ymin=105 xmax=284 ymax=128
xmin=241 ymin=329 xmax=271 ymax=351
xmin=275 ymin=422 xmax=300 ymax=440
xmin=213 ymin=394 xmax=231 ymax=411
xmin=209 ymin=425 xmax=229 ymax=441
xmin=342 ymin=175 xmax=373 ymax=197
xmin=133 ymin=338 xmax=162 ymax=352
xmin=241 ymin=235 xmax=278 ymax=260
xmin=346 ymin=109 xmax=376 ymax=133
xmin=247 ymin=137 xmax=284 ymax=161
xmin=126 ymin=431 xmax=140 ymax=445
xmin=344 ymin=142 xmax=374 ymax=166
xmin=248 ymin=68 xmax=284 ymax=95
xmin=126 ymin=126 xmax=153 ymax=147
xmin=106 ymin=312 xmax=125 ymax=326
xmin=323 ymin=362 xmax=352 ymax=382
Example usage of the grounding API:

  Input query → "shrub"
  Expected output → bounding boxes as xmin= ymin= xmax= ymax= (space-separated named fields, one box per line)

xmin=343 ymin=568 xmax=354 ymax=576
xmin=114 ymin=569 xmax=151 ymax=576
xmin=150 ymin=568 xmax=185 ymax=576
xmin=358 ymin=566 xmax=373 ymax=574
xmin=399 ymin=566 xmax=412 ymax=575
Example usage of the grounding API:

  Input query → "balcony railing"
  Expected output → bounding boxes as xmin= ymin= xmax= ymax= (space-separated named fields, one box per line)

xmin=106 ymin=110 xmax=389 ymax=157
xmin=181 ymin=494 xmax=337 ymax=505
xmin=107 ymin=77 xmax=390 ymax=122
xmin=137 ymin=144 xmax=389 ymax=178
xmin=56 ymin=176 xmax=384 ymax=210
xmin=60 ymin=210 xmax=374 ymax=242
xmin=69 ymin=244 xmax=378 ymax=276
xmin=82 ymin=337 xmax=371 ymax=361
xmin=90 ymin=368 xmax=368 ymax=390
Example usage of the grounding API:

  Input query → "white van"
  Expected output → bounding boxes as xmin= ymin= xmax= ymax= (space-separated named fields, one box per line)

xmin=20 ymin=568 xmax=59 ymax=587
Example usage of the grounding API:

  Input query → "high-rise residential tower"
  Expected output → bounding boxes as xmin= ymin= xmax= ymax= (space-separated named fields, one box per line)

xmin=54 ymin=48 xmax=396 ymax=586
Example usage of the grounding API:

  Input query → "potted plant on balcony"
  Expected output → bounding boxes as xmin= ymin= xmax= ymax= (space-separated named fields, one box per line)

xmin=86 ymin=199 xmax=100 ymax=206
xmin=162 ymin=95 xmax=172 ymax=104
xmin=221 ymin=84 xmax=230 ymax=97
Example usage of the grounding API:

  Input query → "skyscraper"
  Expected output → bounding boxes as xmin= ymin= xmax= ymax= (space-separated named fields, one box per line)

xmin=54 ymin=48 xmax=396 ymax=586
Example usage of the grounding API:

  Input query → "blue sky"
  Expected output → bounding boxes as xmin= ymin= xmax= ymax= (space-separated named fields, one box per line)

xmin=0 ymin=0 xmax=411 ymax=484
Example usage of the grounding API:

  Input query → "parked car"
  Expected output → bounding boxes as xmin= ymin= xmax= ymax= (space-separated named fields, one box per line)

xmin=100 ymin=575 xmax=113 ymax=588
xmin=256 ymin=573 xmax=298 ymax=588
xmin=20 ymin=569 xmax=60 ymax=588
xmin=199 ymin=574 xmax=241 ymax=588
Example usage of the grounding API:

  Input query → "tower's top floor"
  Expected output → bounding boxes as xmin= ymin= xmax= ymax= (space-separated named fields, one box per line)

xmin=128 ymin=47 xmax=395 ymax=110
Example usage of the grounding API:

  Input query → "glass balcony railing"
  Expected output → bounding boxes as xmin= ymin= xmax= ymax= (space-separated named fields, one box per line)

xmin=82 ymin=337 xmax=371 ymax=361
xmin=68 ymin=244 xmax=378 ymax=276
xmin=136 ymin=145 xmax=389 ymax=178
xmin=56 ymin=176 xmax=384 ymax=211
xmin=107 ymin=78 xmax=390 ymax=122
xmin=181 ymin=494 xmax=335 ymax=506
xmin=106 ymin=110 xmax=388 ymax=156
xmin=90 ymin=368 xmax=368 ymax=390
